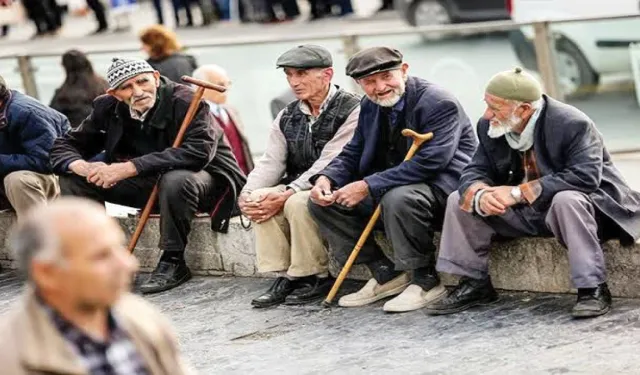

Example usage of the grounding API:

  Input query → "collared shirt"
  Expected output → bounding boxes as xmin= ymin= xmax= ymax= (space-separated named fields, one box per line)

xmin=43 ymin=303 xmax=150 ymax=375
xmin=129 ymin=106 xmax=151 ymax=122
xmin=298 ymin=84 xmax=338 ymax=127
xmin=207 ymin=100 xmax=230 ymax=124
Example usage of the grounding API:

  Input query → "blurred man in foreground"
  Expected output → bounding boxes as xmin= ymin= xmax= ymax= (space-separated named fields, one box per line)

xmin=0 ymin=197 xmax=193 ymax=374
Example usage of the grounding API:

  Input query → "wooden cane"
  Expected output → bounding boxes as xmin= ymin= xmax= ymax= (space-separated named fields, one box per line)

xmin=127 ymin=76 xmax=227 ymax=253
xmin=322 ymin=129 xmax=434 ymax=306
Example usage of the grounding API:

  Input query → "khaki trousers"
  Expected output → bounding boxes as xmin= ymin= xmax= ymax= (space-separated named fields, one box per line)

xmin=252 ymin=185 xmax=328 ymax=277
xmin=2 ymin=171 xmax=59 ymax=219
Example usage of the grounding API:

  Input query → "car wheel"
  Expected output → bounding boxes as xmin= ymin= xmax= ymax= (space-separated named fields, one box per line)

xmin=555 ymin=37 xmax=600 ymax=99
xmin=406 ymin=0 xmax=452 ymax=41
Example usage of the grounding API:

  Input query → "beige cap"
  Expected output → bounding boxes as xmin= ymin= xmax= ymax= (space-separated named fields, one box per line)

xmin=485 ymin=67 xmax=542 ymax=102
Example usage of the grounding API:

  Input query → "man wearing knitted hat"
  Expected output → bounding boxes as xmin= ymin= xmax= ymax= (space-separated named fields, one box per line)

xmin=308 ymin=46 xmax=477 ymax=313
xmin=50 ymin=57 xmax=246 ymax=295
xmin=427 ymin=67 xmax=640 ymax=318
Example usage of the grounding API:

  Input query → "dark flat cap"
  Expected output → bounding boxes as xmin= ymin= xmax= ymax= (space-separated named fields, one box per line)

xmin=276 ymin=44 xmax=333 ymax=69
xmin=346 ymin=47 xmax=403 ymax=79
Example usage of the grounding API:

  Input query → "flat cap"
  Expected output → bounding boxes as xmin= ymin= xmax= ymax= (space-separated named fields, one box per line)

xmin=346 ymin=46 xmax=403 ymax=79
xmin=485 ymin=67 xmax=543 ymax=102
xmin=276 ymin=44 xmax=333 ymax=69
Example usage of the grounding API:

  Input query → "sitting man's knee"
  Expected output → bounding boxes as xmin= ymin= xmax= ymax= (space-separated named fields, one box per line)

xmin=4 ymin=171 xmax=36 ymax=190
xmin=284 ymin=191 xmax=310 ymax=216
xmin=447 ymin=191 xmax=461 ymax=206
xmin=159 ymin=170 xmax=195 ymax=197
xmin=380 ymin=185 xmax=413 ymax=208
xmin=550 ymin=191 xmax=588 ymax=211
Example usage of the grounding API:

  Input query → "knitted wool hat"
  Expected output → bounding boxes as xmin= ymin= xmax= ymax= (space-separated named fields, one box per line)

xmin=485 ymin=67 xmax=543 ymax=102
xmin=106 ymin=57 xmax=155 ymax=89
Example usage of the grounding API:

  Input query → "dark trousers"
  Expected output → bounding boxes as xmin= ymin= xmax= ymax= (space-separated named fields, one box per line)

xmin=59 ymin=170 xmax=221 ymax=256
xmin=23 ymin=0 xmax=58 ymax=33
xmin=86 ymin=0 xmax=108 ymax=29
xmin=172 ymin=0 xmax=194 ymax=26
xmin=152 ymin=0 xmax=164 ymax=24
xmin=308 ymin=183 xmax=447 ymax=278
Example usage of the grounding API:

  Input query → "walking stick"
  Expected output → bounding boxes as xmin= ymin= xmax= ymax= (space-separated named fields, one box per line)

xmin=322 ymin=129 xmax=434 ymax=306
xmin=127 ymin=76 xmax=227 ymax=253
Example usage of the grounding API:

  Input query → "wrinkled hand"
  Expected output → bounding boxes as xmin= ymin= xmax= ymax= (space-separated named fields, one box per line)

xmin=69 ymin=160 xmax=108 ymax=177
xmin=334 ymin=180 xmax=369 ymax=208
xmin=87 ymin=162 xmax=138 ymax=189
xmin=479 ymin=186 xmax=517 ymax=216
xmin=309 ymin=176 xmax=335 ymax=207
xmin=241 ymin=190 xmax=293 ymax=223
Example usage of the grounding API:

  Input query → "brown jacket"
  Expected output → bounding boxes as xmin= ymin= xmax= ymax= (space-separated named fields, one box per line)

xmin=0 ymin=289 xmax=194 ymax=375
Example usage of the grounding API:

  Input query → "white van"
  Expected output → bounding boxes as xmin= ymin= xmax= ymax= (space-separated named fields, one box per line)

xmin=507 ymin=0 xmax=640 ymax=97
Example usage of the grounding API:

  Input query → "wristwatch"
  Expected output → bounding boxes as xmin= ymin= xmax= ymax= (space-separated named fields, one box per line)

xmin=510 ymin=186 xmax=522 ymax=203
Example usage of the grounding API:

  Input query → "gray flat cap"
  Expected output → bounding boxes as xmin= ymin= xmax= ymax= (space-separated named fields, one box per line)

xmin=276 ymin=44 xmax=333 ymax=69
xmin=346 ymin=47 xmax=403 ymax=80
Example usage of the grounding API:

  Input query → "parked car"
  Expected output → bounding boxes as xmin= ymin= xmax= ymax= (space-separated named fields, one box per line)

xmin=508 ymin=0 xmax=640 ymax=97
xmin=394 ymin=0 xmax=510 ymax=27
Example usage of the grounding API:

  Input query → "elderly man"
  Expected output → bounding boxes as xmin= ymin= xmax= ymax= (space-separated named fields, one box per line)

xmin=193 ymin=64 xmax=254 ymax=175
xmin=50 ymin=57 xmax=246 ymax=295
xmin=0 ymin=197 xmax=192 ymax=374
xmin=426 ymin=67 xmax=640 ymax=318
xmin=308 ymin=47 xmax=476 ymax=313
xmin=243 ymin=45 xmax=360 ymax=308
xmin=0 ymin=75 xmax=68 ymax=219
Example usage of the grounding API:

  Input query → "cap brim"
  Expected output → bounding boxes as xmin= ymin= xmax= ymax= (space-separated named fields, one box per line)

xmin=350 ymin=63 xmax=402 ymax=80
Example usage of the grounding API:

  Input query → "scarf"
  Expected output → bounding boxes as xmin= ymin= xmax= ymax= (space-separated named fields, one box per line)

xmin=505 ymin=102 xmax=543 ymax=152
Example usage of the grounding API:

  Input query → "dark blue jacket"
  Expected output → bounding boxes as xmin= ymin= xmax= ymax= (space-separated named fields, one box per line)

xmin=0 ymin=90 xmax=69 ymax=176
xmin=459 ymin=95 xmax=640 ymax=243
xmin=315 ymin=76 xmax=477 ymax=200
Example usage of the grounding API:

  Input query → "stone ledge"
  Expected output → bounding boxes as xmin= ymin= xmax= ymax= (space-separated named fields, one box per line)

xmin=0 ymin=213 xmax=638 ymax=297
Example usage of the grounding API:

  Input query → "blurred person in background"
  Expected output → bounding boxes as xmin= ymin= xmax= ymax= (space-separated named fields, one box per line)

xmin=0 ymin=75 xmax=69 ymax=219
xmin=50 ymin=49 xmax=110 ymax=128
xmin=22 ymin=0 xmax=61 ymax=38
xmin=139 ymin=24 xmax=198 ymax=83
xmin=0 ymin=197 xmax=194 ymax=374
xmin=85 ymin=0 xmax=109 ymax=34
xmin=193 ymin=64 xmax=254 ymax=175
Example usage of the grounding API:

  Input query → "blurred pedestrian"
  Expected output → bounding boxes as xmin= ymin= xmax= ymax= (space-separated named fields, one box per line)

xmin=139 ymin=24 xmax=198 ymax=83
xmin=0 ymin=197 xmax=194 ymax=374
xmin=50 ymin=50 xmax=109 ymax=128
xmin=85 ymin=0 xmax=108 ymax=33
xmin=378 ymin=0 xmax=393 ymax=12
xmin=193 ymin=64 xmax=254 ymax=175
xmin=22 ymin=0 xmax=60 ymax=38
xmin=110 ymin=0 xmax=137 ymax=32
xmin=172 ymin=0 xmax=194 ymax=27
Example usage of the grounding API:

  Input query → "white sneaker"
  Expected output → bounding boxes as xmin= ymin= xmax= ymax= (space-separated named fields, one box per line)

xmin=383 ymin=283 xmax=447 ymax=313
xmin=338 ymin=273 xmax=411 ymax=307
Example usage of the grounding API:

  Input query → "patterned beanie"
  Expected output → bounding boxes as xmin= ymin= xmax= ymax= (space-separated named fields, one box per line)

xmin=107 ymin=57 xmax=155 ymax=89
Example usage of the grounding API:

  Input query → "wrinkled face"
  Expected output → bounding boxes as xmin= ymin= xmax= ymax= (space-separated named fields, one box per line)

xmin=108 ymin=71 xmax=160 ymax=114
xmin=284 ymin=67 xmax=332 ymax=101
xmin=483 ymin=93 xmax=531 ymax=138
xmin=357 ymin=64 xmax=408 ymax=107
xmin=34 ymin=212 xmax=139 ymax=311
xmin=202 ymin=75 xmax=230 ymax=104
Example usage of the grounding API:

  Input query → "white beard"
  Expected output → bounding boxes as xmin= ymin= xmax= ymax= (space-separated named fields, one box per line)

xmin=368 ymin=79 xmax=406 ymax=107
xmin=488 ymin=113 xmax=521 ymax=138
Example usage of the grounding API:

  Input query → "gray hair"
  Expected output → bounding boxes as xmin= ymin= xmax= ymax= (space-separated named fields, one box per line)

xmin=0 ymin=74 xmax=8 ymax=101
xmin=510 ymin=97 xmax=543 ymax=110
xmin=9 ymin=210 xmax=61 ymax=280
xmin=192 ymin=64 xmax=230 ymax=84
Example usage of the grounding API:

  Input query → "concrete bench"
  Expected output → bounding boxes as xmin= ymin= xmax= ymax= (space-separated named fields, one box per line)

xmin=0 ymin=212 xmax=638 ymax=297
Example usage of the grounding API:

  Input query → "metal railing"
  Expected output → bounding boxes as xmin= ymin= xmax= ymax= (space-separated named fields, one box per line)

xmin=3 ymin=13 xmax=640 ymax=155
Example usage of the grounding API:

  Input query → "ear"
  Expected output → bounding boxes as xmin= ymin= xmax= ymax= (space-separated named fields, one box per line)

xmin=107 ymin=88 xmax=124 ymax=102
xmin=153 ymin=71 xmax=161 ymax=87
xmin=401 ymin=62 xmax=409 ymax=77
xmin=324 ymin=67 xmax=334 ymax=81
xmin=31 ymin=261 xmax=61 ymax=292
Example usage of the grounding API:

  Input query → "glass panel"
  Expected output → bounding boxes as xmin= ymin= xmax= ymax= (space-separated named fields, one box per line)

xmin=546 ymin=17 xmax=640 ymax=154
xmin=0 ymin=56 xmax=25 ymax=93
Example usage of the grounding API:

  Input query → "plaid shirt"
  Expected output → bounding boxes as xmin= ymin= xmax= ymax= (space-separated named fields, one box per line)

xmin=44 ymin=303 xmax=150 ymax=375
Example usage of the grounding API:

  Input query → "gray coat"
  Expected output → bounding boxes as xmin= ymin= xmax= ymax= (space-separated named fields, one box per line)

xmin=459 ymin=95 xmax=640 ymax=244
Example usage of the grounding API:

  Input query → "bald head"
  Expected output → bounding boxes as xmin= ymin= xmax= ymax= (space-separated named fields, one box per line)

xmin=11 ymin=197 xmax=138 ymax=309
xmin=192 ymin=64 xmax=231 ymax=104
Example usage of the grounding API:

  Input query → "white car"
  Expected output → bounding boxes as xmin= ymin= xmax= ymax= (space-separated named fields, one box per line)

xmin=508 ymin=0 xmax=640 ymax=97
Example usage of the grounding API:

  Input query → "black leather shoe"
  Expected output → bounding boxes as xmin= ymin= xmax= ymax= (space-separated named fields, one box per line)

xmin=284 ymin=276 xmax=335 ymax=305
xmin=251 ymin=277 xmax=296 ymax=308
xmin=139 ymin=261 xmax=192 ymax=295
xmin=425 ymin=276 xmax=498 ymax=315
xmin=572 ymin=283 xmax=612 ymax=318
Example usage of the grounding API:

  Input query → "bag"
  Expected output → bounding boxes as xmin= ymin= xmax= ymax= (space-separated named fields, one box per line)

xmin=0 ymin=1 xmax=24 ymax=25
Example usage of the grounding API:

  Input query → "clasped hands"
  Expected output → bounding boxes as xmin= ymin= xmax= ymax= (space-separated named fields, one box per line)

xmin=478 ymin=185 xmax=522 ymax=216
xmin=309 ymin=176 xmax=369 ymax=208
xmin=239 ymin=189 xmax=295 ymax=224
xmin=69 ymin=160 xmax=138 ymax=189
